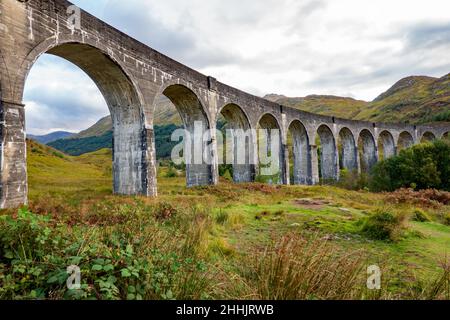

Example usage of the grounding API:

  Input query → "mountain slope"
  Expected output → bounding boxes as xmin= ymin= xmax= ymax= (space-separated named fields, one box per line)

xmin=27 ymin=139 xmax=112 ymax=198
xmin=355 ymin=74 xmax=450 ymax=123
xmin=49 ymin=123 xmax=181 ymax=159
xmin=49 ymin=131 xmax=113 ymax=156
xmin=265 ymin=94 xmax=367 ymax=119
xmin=266 ymin=73 xmax=450 ymax=124
xmin=74 ymin=116 xmax=112 ymax=139
xmin=28 ymin=131 xmax=74 ymax=144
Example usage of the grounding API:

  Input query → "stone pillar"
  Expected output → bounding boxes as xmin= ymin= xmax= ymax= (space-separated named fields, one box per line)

xmin=0 ymin=99 xmax=28 ymax=209
xmin=210 ymin=128 xmax=219 ymax=186
xmin=142 ymin=126 xmax=158 ymax=197
xmin=310 ymin=144 xmax=320 ymax=185
xmin=231 ymin=131 xmax=254 ymax=183
xmin=354 ymin=143 xmax=361 ymax=174
xmin=334 ymin=145 xmax=341 ymax=181
xmin=282 ymin=142 xmax=290 ymax=185
xmin=356 ymin=144 xmax=362 ymax=175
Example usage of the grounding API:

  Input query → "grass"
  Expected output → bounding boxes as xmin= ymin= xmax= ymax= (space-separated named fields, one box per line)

xmin=0 ymin=140 xmax=449 ymax=300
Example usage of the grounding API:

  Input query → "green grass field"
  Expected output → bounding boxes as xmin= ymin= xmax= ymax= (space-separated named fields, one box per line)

xmin=1 ymin=140 xmax=449 ymax=300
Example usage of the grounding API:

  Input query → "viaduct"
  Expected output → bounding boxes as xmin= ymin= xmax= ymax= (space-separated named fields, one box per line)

xmin=1 ymin=0 xmax=449 ymax=208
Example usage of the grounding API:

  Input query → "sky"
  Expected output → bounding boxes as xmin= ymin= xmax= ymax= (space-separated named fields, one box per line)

xmin=24 ymin=0 xmax=450 ymax=135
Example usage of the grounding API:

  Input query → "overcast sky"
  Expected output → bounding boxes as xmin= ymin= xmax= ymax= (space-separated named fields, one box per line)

xmin=24 ymin=0 xmax=450 ymax=135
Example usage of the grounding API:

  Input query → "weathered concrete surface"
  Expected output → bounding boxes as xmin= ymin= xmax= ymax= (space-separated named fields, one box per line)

xmin=1 ymin=0 xmax=450 ymax=208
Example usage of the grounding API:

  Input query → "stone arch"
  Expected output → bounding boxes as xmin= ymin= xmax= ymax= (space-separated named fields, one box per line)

xmin=398 ymin=131 xmax=414 ymax=150
xmin=19 ymin=41 xmax=148 ymax=196
xmin=0 ymin=50 xmax=12 ymax=100
xmin=218 ymin=103 xmax=254 ymax=183
xmin=316 ymin=124 xmax=338 ymax=181
xmin=162 ymin=84 xmax=214 ymax=186
xmin=288 ymin=120 xmax=311 ymax=185
xmin=257 ymin=113 xmax=284 ymax=184
xmin=443 ymin=132 xmax=449 ymax=140
xmin=378 ymin=130 xmax=396 ymax=160
xmin=338 ymin=127 xmax=358 ymax=171
xmin=421 ymin=131 xmax=436 ymax=143
xmin=358 ymin=129 xmax=377 ymax=172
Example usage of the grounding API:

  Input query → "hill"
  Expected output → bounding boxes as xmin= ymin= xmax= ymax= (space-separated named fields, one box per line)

xmin=264 ymin=94 xmax=367 ymax=119
xmin=356 ymin=74 xmax=450 ymax=123
xmin=27 ymin=139 xmax=112 ymax=198
xmin=265 ymin=73 xmax=450 ymax=124
xmin=74 ymin=116 xmax=112 ymax=139
xmin=28 ymin=131 xmax=74 ymax=144
xmin=48 ymin=122 xmax=181 ymax=158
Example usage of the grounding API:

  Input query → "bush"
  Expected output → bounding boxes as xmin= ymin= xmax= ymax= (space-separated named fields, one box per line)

xmin=370 ymin=140 xmax=450 ymax=192
xmin=444 ymin=213 xmax=450 ymax=226
xmin=154 ymin=202 xmax=178 ymax=221
xmin=165 ymin=166 xmax=177 ymax=178
xmin=411 ymin=209 xmax=432 ymax=222
xmin=337 ymin=169 xmax=369 ymax=190
xmin=384 ymin=188 xmax=450 ymax=208
xmin=0 ymin=207 xmax=213 ymax=300
xmin=360 ymin=208 xmax=407 ymax=241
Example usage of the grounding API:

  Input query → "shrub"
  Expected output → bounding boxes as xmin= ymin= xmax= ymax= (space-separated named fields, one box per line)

xmin=444 ymin=213 xmax=450 ymax=226
xmin=165 ymin=166 xmax=177 ymax=178
xmin=154 ymin=202 xmax=178 ymax=221
xmin=0 ymin=207 xmax=214 ymax=300
xmin=370 ymin=139 xmax=450 ymax=192
xmin=411 ymin=209 xmax=432 ymax=222
xmin=384 ymin=188 xmax=450 ymax=208
xmin=360 ymin=208 xmax=407 ymax=241
xmin=337 ymin=169 xmax=369 ymax=190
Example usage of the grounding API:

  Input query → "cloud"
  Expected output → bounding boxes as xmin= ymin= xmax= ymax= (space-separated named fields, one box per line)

xmin=24 ymin=0 xmax=450 ymax=134
xmin=24 ymin=55 xmax=109 ymax=135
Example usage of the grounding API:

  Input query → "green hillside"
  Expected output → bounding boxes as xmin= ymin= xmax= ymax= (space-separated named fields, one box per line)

xmin=356 ymin=74 xmax=450 ymax=123
xmin=48 ymin=124 xmax=181 ymax=158
xmin=27 ymin=139 xmax=112 ymax=199
xmin=74 ymin=116 xmax=112 ymax=139
xmin=265 ymin=94 xmax=367 ymax=119
xmin=49 ymin=130 xmax=113 ymax=156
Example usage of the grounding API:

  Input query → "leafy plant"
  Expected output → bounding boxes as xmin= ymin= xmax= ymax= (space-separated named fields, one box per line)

xmin=360 ymin=208 xmax=407 ymax=241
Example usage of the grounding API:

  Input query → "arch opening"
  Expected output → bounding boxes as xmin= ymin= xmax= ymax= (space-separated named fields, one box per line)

xmin=398 ymin=131 xmax=414 ymax=151
xmin=378 ymin=130 xmax=396 ymax=160
xmin=443 ymin=132 xmax=449 ymax=141
xmin=316 ymin=125 xmax=338 ymax=182
xmin=421 ymin=131 xmax=436 ymax=143
xmin=288 ymin=120 xmax=311 ymax=185
xmin=338 ymin=128 xmax=357 ymax=171
xmin=358 ymin=129 xmax=377 ymax=173
xmin=23 ymin=42 xmax=146 ymax=197
xmin=162 ymin=84 xmax=214 ymax=187
xmin=257 ymin=114 xmax=283 ymax=184
xmin=219 ymin=104 xmax=254 ymax=183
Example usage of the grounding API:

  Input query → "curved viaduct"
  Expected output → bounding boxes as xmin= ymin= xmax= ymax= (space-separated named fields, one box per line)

xmin=0 ymin=0 xmax=449 ymax=208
